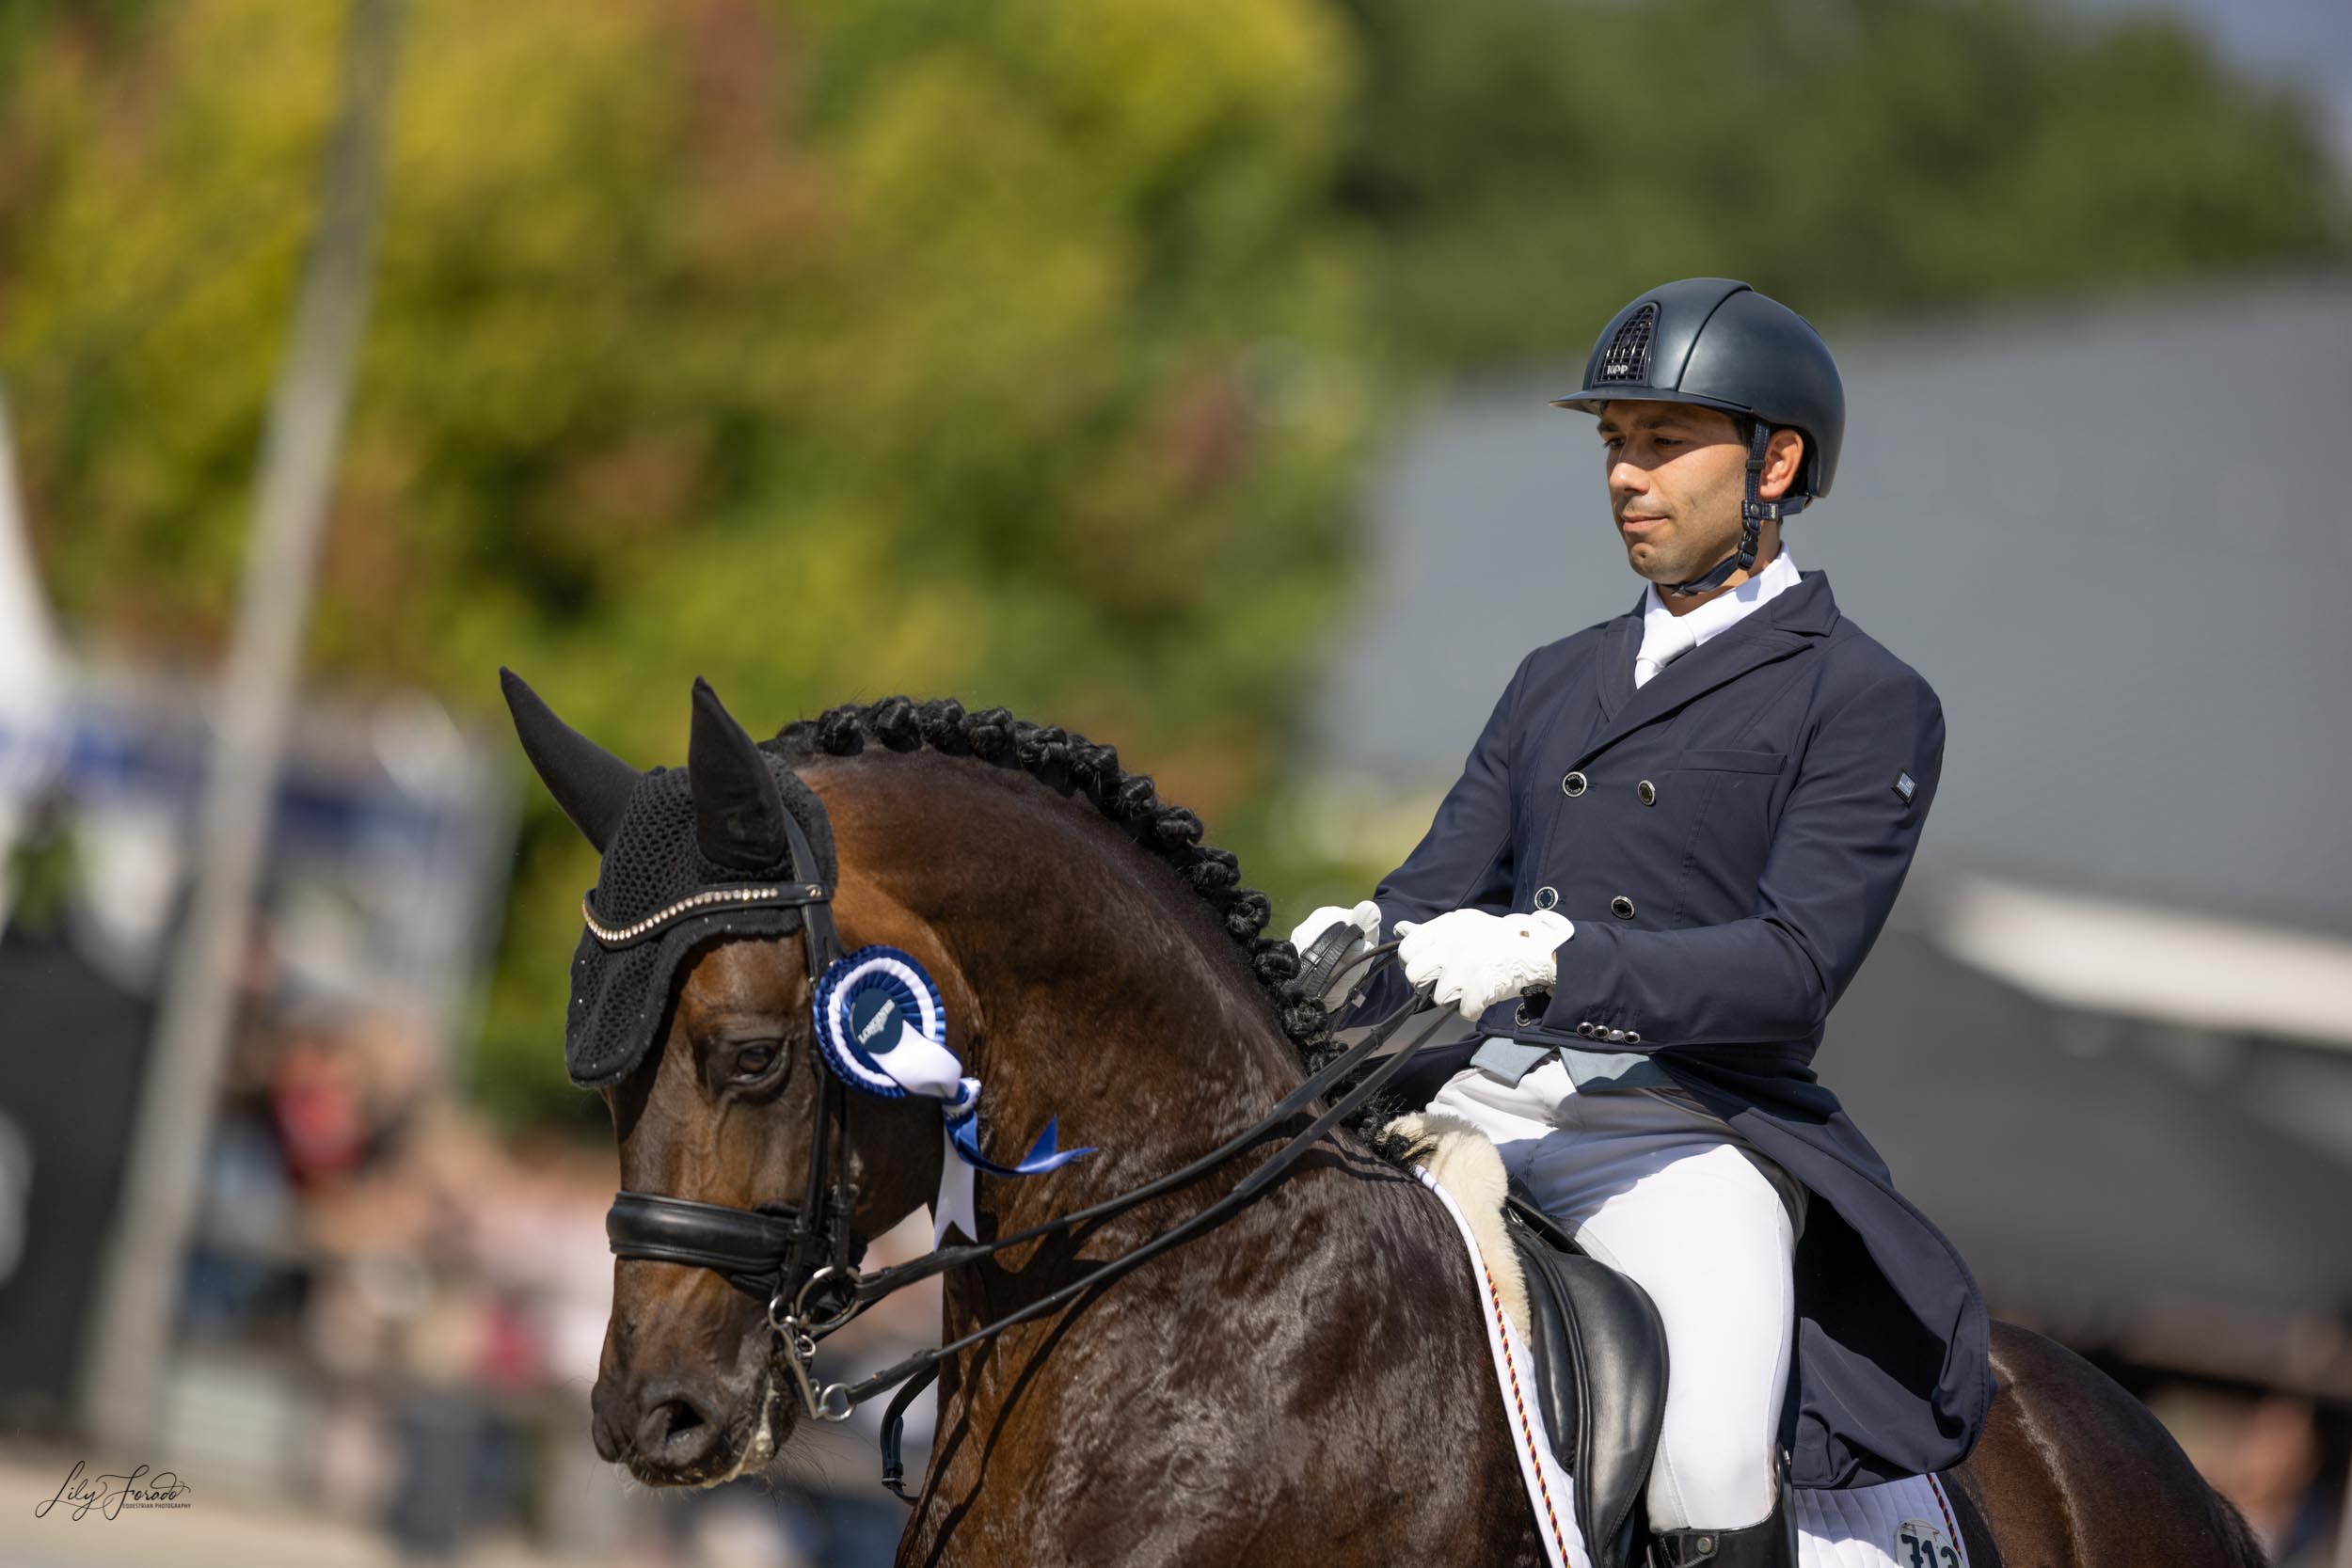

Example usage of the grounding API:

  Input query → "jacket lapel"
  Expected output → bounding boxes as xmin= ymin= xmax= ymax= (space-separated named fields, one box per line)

xmin=1573 ymin=572 xmax=1840 ymax=768
xmin=1587 ymin=598 xmax=1645 ymax=731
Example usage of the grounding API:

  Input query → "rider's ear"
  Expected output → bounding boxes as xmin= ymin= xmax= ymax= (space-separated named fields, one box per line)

xmin=1758 ymin=427 xmax=1805 ymax=501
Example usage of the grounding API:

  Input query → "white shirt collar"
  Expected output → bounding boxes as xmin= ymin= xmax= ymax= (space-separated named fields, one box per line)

xmin=1639 ymin=546 xmax=1802 ymax=657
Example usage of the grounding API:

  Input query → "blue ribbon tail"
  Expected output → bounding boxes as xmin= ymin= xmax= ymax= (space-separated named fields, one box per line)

xmin=949 ymin=1113 xmax=1094 ymax=1179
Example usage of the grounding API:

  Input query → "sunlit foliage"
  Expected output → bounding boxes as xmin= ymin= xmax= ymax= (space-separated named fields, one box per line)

xmin=0 ymin=0 xmax=2337 ymax=1121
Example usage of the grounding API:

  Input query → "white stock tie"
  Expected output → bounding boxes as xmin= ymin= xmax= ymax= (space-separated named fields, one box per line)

xmin=1632 ymin=614 xmax=1698 ymax=689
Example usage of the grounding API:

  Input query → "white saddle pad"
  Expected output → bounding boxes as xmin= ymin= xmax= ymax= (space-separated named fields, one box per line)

xmin=1416 ymin=1167 xmax=1972 ymax=1568
xmin=1793 ymin=1481 xmax=1972 ymax=1568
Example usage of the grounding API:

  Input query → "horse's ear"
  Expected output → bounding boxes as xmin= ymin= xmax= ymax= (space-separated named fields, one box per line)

xmin=500 ymin=667 xmax=639 ymax=852
xmin=688 ymin=677 xmax=789 ymax=872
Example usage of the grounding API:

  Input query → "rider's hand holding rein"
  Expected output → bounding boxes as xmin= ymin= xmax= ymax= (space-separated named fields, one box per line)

xmin=1394 ymin=908 xmax=1574 ymax=1022
xmin=1288 ymin=899 xmax=1383 ymax=955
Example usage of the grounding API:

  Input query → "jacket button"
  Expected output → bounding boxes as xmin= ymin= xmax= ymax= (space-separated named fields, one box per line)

xmin=1533 ymin=885 xmax=1558 ymax=911
xmin=1562 ymin=770 xmax=1588 ymax=798
xmin=1606 ymin=1029 xmax=1627 ymax=1043
xmin=1577 ymin=1022 xmax=1597 ymax=1037
xmin=1625 ymin=1030 xmax=1641 ymax=1045
xmin=1610 ymin=895 xmax=1635 ymax=919
xmin=1637 ymin=780 xmax=1657 ymax=806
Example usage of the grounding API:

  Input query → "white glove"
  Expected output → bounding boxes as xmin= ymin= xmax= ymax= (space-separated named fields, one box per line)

xmin=1289 ymin=899 xmax=1381 ymax=955
xmin=1394 ymin=908 xmax=1574 ymax=1022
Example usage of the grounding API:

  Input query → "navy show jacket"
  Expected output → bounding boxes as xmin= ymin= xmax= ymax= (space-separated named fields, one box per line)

xmin=1355 ymin=569 xmax=1989 ymax=1490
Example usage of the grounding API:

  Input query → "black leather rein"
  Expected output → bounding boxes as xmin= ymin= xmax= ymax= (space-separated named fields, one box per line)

xmin=602 ymin=890 xmax=1450 ymax=1497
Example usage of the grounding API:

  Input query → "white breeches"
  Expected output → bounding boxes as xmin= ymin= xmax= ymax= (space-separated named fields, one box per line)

xmin=1429 ymin=1058 xmax=1797 ymax=1532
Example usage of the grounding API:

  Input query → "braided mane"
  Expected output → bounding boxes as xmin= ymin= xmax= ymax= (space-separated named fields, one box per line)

xmin=772 ymin=696 xmax=1339 ymax=1074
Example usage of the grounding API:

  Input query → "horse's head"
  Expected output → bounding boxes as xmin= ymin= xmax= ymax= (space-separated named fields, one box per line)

xmin=502 ymin=672 xmax=946 ymax=1486
xmin=507 ymin=675 xmax=1334 ymax=1493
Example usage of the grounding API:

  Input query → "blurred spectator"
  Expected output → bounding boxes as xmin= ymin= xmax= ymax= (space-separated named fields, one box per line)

xmin=272 ymin=1032 xmax=373 ymax=1183
xmin=0 ymin=786 xmax=76 ymax=942
xmin=2152 ymin=1386 xmax=2343 ymax=1567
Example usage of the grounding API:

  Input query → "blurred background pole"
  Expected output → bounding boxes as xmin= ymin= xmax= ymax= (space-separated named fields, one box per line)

xmin=77 ymin=0 xmax=404 ymax=1451
xmin=0 ymin=378 xmax=64 ymax=927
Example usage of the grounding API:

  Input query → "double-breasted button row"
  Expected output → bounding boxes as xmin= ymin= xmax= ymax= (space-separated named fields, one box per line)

xmin=1574 ymin=1021 xmax=1642 ymax=1045
xmin=1530 ymin=888 xmax=1632 ymax=917
xmin=1562 ymin=769 xmax=1660 ymax=805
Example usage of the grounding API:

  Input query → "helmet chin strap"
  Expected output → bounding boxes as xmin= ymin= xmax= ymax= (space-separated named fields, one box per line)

xmin=1662 ymin=422 xmax=1807 ymax=599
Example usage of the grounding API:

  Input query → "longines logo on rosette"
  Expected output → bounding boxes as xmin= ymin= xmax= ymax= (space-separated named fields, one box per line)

xmin=34 ymin=1461 xmax=192 ymax=1521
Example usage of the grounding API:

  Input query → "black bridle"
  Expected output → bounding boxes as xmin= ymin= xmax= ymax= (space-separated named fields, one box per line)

xmin=600 ymin=806 xmax=873 ymax=1408
xmin=600 ymin=826 xmax=1449 ymax=1497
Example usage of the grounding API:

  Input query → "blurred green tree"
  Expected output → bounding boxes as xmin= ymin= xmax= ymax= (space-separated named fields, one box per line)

xmin=0 ymin=0 xmax=2339 ymax=1124
xmin=0 ymin=0 xmax=1368 ymax=1123
xmin=1333 ymin=0 xmax=2345 ymax=365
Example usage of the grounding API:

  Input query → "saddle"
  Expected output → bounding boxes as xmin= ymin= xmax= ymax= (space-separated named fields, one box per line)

xmin=1502 ymin=1178 xmax=1669 ymax=1568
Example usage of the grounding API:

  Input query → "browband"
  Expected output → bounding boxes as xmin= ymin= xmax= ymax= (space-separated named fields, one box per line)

xmin=581 ymin=881 xmax=831 ymax=949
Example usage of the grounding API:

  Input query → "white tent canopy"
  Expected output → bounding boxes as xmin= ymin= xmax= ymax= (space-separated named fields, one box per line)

xmin=1930 ymin=873 xmax=2352 ymax=1053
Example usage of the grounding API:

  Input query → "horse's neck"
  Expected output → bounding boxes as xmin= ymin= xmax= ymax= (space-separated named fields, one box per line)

xmin=912 ymin=1078 xmax=1510 ymax=1557
xmin=932 ymin=811 xmax=1309 ymax=1232
xmin=931 ymin=817 xmax=1418 ymax=1308
xmin=863 ymin=769 xmax=1529 ymax=1560
xmin=957 ymin=951 xmax=1307 ymax=1229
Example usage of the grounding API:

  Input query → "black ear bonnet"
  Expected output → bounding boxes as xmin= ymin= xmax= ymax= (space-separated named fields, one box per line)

xmin=564 ymin=753 xmax=836 ymax=1086
xmin=500 ymin=669 xmax=839 ymax=1087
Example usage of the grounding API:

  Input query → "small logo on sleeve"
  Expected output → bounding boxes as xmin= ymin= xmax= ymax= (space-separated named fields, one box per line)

xmin=1893 ymin=771 xmax=1917 ymax=805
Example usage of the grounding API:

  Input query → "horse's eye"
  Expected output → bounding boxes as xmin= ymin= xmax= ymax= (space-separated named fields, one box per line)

xmin=731 ymin=1041 xmax=782 ymax=1081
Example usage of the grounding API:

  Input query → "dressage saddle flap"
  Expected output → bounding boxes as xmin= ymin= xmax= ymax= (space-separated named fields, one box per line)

xmin=1502 ymin=1182 xmax=1668 ymax=1568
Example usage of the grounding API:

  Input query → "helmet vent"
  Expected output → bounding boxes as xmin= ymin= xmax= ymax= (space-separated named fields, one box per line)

xmin=1597 ymin=303 xmax=1658 ymax=383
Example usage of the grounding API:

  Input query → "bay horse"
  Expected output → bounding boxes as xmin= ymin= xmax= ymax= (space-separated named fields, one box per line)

xmin=507 ymin=680 xmax=2264 ymax=1567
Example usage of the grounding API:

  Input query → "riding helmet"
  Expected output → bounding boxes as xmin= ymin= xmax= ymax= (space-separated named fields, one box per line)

xmin=1551 ymin=277 xmax=1845 ymax=500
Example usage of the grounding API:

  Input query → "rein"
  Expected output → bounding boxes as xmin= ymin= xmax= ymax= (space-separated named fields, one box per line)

xmin=604 ymin=897 xmax=1451 ymax=1499
xmin=836 ymin=952 xmax=1443 ymax=1386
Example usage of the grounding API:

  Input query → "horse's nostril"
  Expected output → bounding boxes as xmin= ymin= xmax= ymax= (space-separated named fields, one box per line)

xmin=636 ymin=1393 xmax=719 ymax=1466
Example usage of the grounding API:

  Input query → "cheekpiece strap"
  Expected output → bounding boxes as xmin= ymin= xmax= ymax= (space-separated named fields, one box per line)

xmin=776 ymin=805 xmax=844 ymax=977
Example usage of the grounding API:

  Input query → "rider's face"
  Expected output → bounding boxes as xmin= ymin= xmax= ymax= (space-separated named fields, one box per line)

xmin=1596 ymin=401 xmax=1801 ymax=592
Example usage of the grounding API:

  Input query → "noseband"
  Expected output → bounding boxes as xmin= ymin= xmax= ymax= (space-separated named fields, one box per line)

xmin=599 ymin=809 xmax=1450 ymax=1491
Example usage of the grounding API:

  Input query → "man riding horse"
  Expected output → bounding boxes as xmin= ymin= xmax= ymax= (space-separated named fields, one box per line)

xmin=503 ymin=272 xmax=2261 ymax=1567
xmin=1293 ymin=277 xmax=1984 ymax=1568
